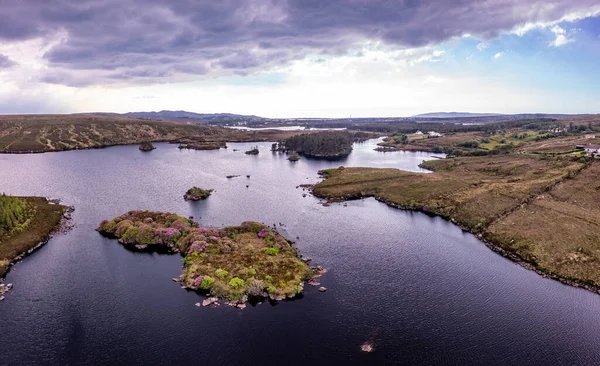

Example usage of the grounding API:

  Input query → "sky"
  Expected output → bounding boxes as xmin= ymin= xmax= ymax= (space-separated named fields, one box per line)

xmin=0 ymin=1 xmax=599 ymax=118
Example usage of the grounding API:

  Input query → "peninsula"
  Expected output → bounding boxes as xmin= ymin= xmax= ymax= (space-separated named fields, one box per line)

xmin=0 ymin=195 xmax=70 ymax=278
xmin=313 ymin=150 xmax=600 ymax=293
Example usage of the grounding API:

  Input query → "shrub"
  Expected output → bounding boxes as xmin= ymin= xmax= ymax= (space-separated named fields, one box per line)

xmin=241 ymin=221 xmax=266 ymax=233
xmin=450 ymin=149 xmax=463 ymax=157
xmin=264 ymin=247 xmax=280 ymax=256
xmin=215 ymin=269 xmax=229 ymax=280
xmin=246 ymin=279 xmax=266 ymax=297
xmin=248 ymin=268 xmax=257 ymax=276
xmin=209 ymin=281 xmax=230 ymax=298
xmin=200 ymin=276 xmax=215 ymax=289
xmin=120 ymin=226 xmax=140 ymax=244
xmin=266 ymin=286 xmax=277 ymax=294
xmin=228 ymin=277 xmax=245 ymax=289
xmin=458 ymin=140 xmax=480 ymax=148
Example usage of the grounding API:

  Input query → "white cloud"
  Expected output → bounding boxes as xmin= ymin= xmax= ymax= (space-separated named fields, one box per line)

xmin=423 ymin=75 xmax=446 ymax=84
xmin=494 ymin=52 xmax=504 ymax=59
xmin=550 ymin=34 xmax=570 ymax=47
xmin=476 ymin=42 xmax=488 ymax=51
xmin=549 ymin=25 xmax=572 ymax=47
xmin=512 ymin=6 xmax=600 ymax=36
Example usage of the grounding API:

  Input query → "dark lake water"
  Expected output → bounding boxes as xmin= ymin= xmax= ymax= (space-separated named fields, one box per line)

xmin=1 ymin=139 xmax=600 ymax=365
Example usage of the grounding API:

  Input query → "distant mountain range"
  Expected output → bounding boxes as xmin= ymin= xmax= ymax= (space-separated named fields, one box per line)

xmin=123 ymin=110 xmax=263 ymax=120
xmin=412 ymin=112 xmax=504 ymax=118
xmin=89 ymin=110 xmax=585 ymax=128
xmin=92 ymin=110 xmax=264 ymax=124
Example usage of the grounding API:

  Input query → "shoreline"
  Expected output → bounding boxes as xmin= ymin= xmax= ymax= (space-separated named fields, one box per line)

xmin=0 ymin=200 xmax=74 ymax=281
xmin=312 ymin=177 xmax=600 ymax=297
xmin=96 ymin=212 xmax=325 ymax=308
xmin=0 ymin=138 xmax=288 ymax=155
xmin=372 ymin=196 xmax=600 ymax=295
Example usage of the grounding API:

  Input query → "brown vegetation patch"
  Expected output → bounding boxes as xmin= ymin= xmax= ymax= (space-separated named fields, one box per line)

xmin=313 ymin=155 xmax=600 ymax=290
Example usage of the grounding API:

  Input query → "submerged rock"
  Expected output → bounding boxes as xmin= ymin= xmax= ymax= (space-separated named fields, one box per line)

xmin=202 ymin=297 xmax=219 ymax=307
xmin=319 ymin=287 xmax=327 ymax=292
xmin=360 ymin=342 xmax=375 ymax=352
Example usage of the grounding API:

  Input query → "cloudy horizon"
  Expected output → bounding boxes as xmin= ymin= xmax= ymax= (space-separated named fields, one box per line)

xmin=0 ymin=1 xmax=599 ymax=118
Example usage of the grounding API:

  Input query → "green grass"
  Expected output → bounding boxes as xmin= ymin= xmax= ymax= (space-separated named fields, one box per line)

xmin=480 ymin=131 xmax=542 ymax=150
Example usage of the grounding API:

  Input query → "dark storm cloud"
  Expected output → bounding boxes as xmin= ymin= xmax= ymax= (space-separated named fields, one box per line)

xmin=0 ymin=54 xmax=16 ymax=68
xmin=0 ymin=0 xmax=596 ymax=85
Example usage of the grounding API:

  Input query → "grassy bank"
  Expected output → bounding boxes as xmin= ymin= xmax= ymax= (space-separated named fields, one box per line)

xmin=0 ymin=114 xmax=231 ymax=153
xmin=313 ymin=155 xmax=600 ymax=291
xmin=0 ymin=196 xmax=67 ymax=277
xmin=0 ymin=114 xmax=316 ymax=153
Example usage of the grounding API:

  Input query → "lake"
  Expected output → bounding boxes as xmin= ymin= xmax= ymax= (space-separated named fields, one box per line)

xmin=1 ymin=139 xmax=600 ymax=365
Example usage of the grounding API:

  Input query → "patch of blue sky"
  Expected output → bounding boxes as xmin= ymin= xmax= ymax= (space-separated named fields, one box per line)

xmin=426 ymin=17 xmax=600 ymax=97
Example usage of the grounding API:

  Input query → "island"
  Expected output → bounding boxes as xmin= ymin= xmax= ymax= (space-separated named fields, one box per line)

xmin=245 ymin=146 xmax=259 ymax=155
xmin=177 ymin=141 xmax=227 ymax=150
xmin=276 ymin=131 xmax=353 ymax=158
xmin=287 ymin=151 xmax=300 ymax=161
xmin=139 ymin=142 xmax=156 ymax=151
xmin=0 ymin=195 xmax=71 ymax=281
xmin=183 ymin=187 xmax=213 ymax=201
xmin=96 ymin=211 xmax=321 ymax=305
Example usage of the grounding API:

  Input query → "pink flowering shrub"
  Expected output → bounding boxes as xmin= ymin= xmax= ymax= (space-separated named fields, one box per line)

xmin=98 ymin=213 xmax=318 ymax=303
xmin=257 ymin=228 xmax=270 ymax=238
xmin=97 ymin=210 xmax=193 ymax=248
xmin=188 ymin=241 xmax=209 ymax=254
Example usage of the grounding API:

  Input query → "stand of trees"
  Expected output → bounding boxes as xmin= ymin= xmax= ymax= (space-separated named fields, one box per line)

xmin=278 ymin=131 xmax=354 ymax=158
xmin=0 ymin=194 xmax=29 ymax=237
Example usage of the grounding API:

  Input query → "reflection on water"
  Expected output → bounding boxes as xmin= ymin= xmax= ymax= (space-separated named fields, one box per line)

xmin=0 ymin=141 xmax=599 ymax=365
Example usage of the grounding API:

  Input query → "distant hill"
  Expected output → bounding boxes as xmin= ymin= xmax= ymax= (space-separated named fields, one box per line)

xmin=413 ymin=112 xmax=504 ymax=118
xmin=91 ymin=110 xmax=265 ymax=124
xmin=124 ymin=110 xmax=263 ymax=120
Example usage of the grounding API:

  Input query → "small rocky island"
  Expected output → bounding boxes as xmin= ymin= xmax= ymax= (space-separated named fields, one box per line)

xmin=183 ymin=187 xmax=213 ymax=201
xmin=139 ymin=142 xmax=156 ymax=151
xmin=245 ymin=146 xmax=259 ymax=155
xmin=178 ymin=141 xmax=226 ymax=150
xmin=97 ymin=211 xmax=322 ymax=306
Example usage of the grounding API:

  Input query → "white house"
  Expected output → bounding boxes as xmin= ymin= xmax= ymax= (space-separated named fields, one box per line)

xmin=584 ymin=144 xmax=600 ymax=155
xmin=414 ymin=130 xmax=424 ymax=135
xmin=427 ymin=131 xmax=443 ymax=138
